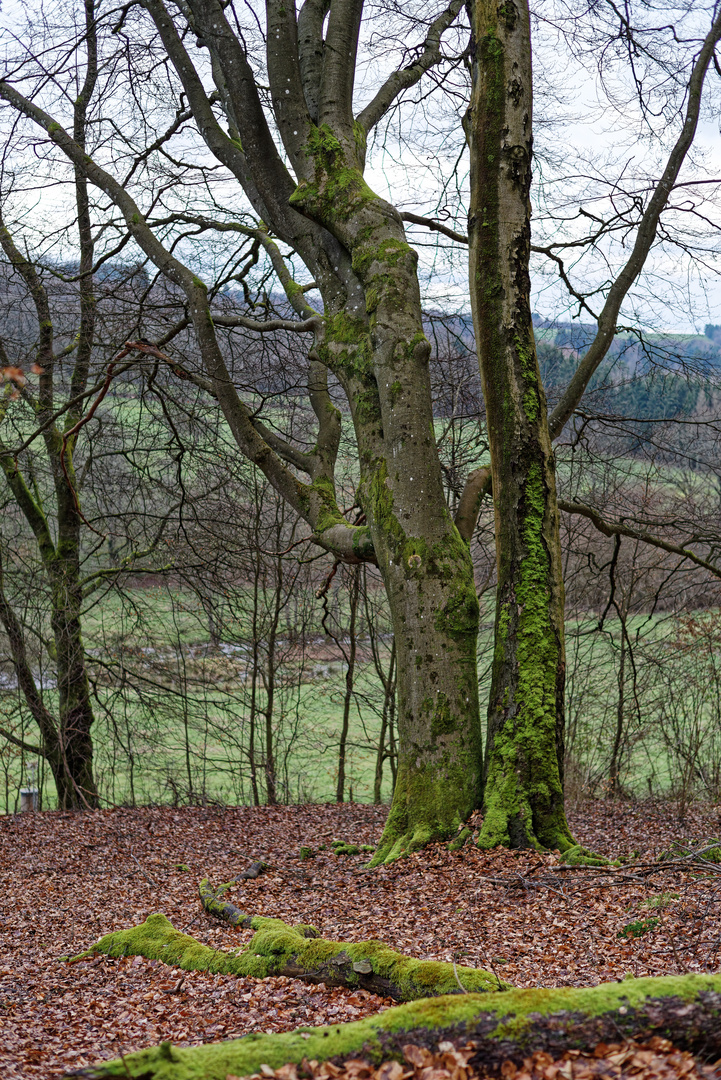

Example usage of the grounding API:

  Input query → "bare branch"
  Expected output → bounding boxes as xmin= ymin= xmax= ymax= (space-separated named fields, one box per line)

xmin=357 ymin=0 xmax=465 ymax=134
xmin=558 ymin=500 xmax=721 ymax=580
xmin=212 ymin=314 xmax=320 ymax=333
xmin=400 ymin=211 xmax=468 ymax=245
xmin=548 ymin=7 xmax=721 ymax=439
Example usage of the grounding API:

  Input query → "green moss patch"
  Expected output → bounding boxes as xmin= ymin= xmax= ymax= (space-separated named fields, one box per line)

xmin=76 ymin=974 xmax=721 ymax=1079
xmin=64 ymin=912 xmax=501 ymax=1001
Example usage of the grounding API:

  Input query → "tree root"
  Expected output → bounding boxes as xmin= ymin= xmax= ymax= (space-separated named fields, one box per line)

xmin=64 ymin=904 xmax=505 ymax=1002
xmin=558 ymin=844 xmax=614 ymax=867
xmin=69 ymin=974 xmax=721 ymax=1079
xmin=369 ymin=823 xmax=441 ymax=866
xmin=198 ymin=878 xmax=260 ymax=927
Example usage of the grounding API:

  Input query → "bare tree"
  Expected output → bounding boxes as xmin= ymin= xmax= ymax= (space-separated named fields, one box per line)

xmin=0 ymin=0 xmax=489 ymax=859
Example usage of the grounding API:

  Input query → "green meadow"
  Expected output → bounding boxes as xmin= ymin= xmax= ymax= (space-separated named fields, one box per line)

xmin=4 ymin=577 xmax=717 ymax=814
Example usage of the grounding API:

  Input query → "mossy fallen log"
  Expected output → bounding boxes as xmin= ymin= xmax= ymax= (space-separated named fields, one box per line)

xmin=198 ymin=878 xmax=259 ymax=928
xmin=69 ymin=974 xmax=721 ymax=1080
xmin=65 ymin=911 xmax=505 ymax=1001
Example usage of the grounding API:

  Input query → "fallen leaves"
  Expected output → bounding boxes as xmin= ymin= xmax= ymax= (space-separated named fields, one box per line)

xmin=497 ymin=1038 xmax=719 ymax=1080
xmin=235 ymin=1042 xmax=478 ymax=1080
xmin=230 ymin=1038 xmax=721 ymax=1080
xmin=1 ymin=799 xmax=721 ymax=1077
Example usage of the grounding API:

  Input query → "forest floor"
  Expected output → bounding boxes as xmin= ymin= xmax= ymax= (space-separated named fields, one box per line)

xmin=1 ymin=799 xmax=721 ymax=1078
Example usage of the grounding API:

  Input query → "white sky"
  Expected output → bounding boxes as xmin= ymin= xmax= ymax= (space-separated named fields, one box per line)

xmin=1 ymin=0 xmax=719 ymax=334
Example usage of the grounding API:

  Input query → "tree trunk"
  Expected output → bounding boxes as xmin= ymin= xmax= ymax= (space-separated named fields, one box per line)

xmin=373 ymin=638 xmax=396 ymax=805
xmin=69 ymin=929 xmax=721 ymax=1080
xmin=290 ymin=129 xmax=484 ymax=864
xmin=337 ymin=566 xmax=360 ymax=803
xmin=609 ymin=613 xmax=626 ymax=798
xmin=373 ymin=553 xmax=481 ymax=861
xmin=49 ymin=555 xmax=99 ymax=810
xmin=466 ymin=0 xmax=573 ymax=851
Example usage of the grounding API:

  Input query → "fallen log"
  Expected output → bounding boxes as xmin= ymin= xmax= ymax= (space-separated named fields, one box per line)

xmin=198 ymin=878 xmax=259 ymax=927
xmin=69 ymin=973 xmax=721 ymax=1080
xmin=64 ymin=910 xmax=506 ymax=1001
xmin=238 ymin=859 xmax=269 ymax=880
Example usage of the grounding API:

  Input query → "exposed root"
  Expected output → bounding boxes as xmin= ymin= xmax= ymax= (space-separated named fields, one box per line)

xmin=238 ymin=859 xmax=269 ymax=880
xmin=558 ymin=844 xmax=613 ymax=867
xmin=64 ymin=907 xmax=505 ymax=1002
xmin=448 ymin=828 xmax=472 ymax=852
xmin=369 ymin=824 xmax=440 ymax=866
xmin=69 ymin=974 xmax=721 ymax=1079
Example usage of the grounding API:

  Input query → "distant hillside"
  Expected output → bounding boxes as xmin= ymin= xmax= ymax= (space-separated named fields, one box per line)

xmin=531 ymin=315 xmax=721 ymax=374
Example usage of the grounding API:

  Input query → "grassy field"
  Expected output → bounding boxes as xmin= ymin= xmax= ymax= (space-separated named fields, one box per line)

xmin=4 ymin=578 xmax=718 ymax=815
xmin=0 ymin=663 xmax=396 ymax=814
xmin=0 ymin=576 xmax=401 ymax=812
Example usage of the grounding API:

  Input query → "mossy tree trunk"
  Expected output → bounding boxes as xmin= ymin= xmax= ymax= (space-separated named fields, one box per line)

xmin=456 ymin=0 xmax=721 ymax=853
xmin=291 ymin=119 xmax=484 ymax=862
xmin=465 ymin=0 xmax=572 ymax=852
xmin=0 ymin=410 xmax=99 ymax=809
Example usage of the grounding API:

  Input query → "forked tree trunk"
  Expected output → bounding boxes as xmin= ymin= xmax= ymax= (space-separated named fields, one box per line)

xmin=289 ymin=128 xmax=484 ymax=864
xmin=466 ymin=0 xmax=573 ymax=851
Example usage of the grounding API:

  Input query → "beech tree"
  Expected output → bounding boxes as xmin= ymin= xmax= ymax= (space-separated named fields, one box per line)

xmin=2 ymin=0 xmax=720 ymax=856
xmin=0 ymin=0 xmax=486 ymax=860
xmin=459 ymin=0 xmax=721 ymax=850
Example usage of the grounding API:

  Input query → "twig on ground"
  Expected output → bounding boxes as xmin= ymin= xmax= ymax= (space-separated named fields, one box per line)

xmin=227 ymin=849 xmax=307 ymax=884
xmin=128 ymin=851 xmax=158 ymax=889
xmin=452 ymin=960 xmax=468 ymax=993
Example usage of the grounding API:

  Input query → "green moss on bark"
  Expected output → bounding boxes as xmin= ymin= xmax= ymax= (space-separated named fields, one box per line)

xmin=479 ymin=462 xmax=572 ymax=853
xmin=65 ymin=912 xmax=502 ymax=999
xmin=290 ymin=124 xmax=376 ymax=224
xmin=76 ymin=974 xmax=721 ymax=1079
xmin=369 ymin=752 xmax=478 ymax=865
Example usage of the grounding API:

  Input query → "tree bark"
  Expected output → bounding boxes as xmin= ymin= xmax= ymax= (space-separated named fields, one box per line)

xmin=69 ymin=953 xmax=721 ymax=1080
xmin=67 ymin=907 xmax=503 ymax=1001
xmin=466 ymin=0 xmax=572 ymax=851
xmin=337 ymin=566 xmax=360 ymax=802
xmin=47 ymin=557 xmax=99 ymax=809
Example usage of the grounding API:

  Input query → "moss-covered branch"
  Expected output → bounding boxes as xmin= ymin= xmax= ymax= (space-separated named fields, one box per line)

xmin=65 ymin=911 xmax=504 ymax=1002
xmin=198 ymin=877 xmax=266 ymax=927
xmin=71 ymin=973 xmax=721 ymax=1079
